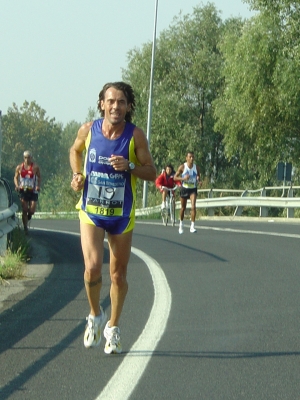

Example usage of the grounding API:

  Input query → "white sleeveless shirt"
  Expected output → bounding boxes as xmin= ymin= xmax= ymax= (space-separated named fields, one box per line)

xmin=182 ymin=162 xmax=198 ymax=189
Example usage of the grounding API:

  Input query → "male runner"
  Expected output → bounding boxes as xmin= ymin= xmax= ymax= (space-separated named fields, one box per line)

xmin=174 ymin=151 xmax=200 ymax=234
xmin=14 ymin=150 xmax=41 ymax=233
xmin=70 ymin=81 xmax=156 ymax=354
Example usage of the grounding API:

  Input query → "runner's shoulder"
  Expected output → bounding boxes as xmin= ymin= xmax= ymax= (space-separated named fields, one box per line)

xmin=78 ymin=121 xmax=94 ymax=138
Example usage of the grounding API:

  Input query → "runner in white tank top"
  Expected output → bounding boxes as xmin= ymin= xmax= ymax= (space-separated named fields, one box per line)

xmin=174 ymin=151 xmax=201 ymax=234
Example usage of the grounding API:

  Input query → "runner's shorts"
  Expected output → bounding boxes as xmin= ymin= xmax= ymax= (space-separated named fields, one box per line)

xmin=180 ymin=187 xmax=197 ymax=199
xmin=79 ymin=209 xmax=135 ymax=234
xmin=19 ymin=190 xmax=39 ymax=202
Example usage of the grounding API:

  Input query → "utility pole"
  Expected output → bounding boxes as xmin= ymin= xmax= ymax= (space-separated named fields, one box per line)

xmin=142 ymin=0 xmax=158 ymax=208
xmin=0 ymin=110 xmax=2 ymax=177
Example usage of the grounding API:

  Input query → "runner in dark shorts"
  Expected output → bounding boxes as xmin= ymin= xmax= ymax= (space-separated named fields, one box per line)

xmin=175 ymin=151 xmax=201 ymax=234
xmin=14 ymin=151 xmax=41 ymax=233
xmin=19 ymin=191 xmax=39 ymax=203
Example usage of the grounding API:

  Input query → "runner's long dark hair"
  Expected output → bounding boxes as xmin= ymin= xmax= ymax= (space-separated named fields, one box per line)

xmin=97 ymin=81 xmax=136 ymax=122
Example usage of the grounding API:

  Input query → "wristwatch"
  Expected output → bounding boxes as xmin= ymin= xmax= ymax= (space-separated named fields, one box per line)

xmin=128 ymin=161 xmax=135 ymax=172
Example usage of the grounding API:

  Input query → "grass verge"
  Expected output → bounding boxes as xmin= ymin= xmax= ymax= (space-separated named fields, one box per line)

xmin=0 ymin=226 xmax=30 ymax=284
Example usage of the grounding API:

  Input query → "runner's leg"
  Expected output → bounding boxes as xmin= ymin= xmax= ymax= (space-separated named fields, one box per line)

xmin=190 ymin=192 xmax=197 ymax=222
xmin=28 ymin=199 xmax=37 ymax=220
xmin=80 ymin=222 xmax=105 ymax=317
xmin=21 ymin=198 xmax=29 ymax=230
xmin=180 ymin=197 xmax=187 ymax=221
xmin=107 ymin=230 xmax=132 ymax=327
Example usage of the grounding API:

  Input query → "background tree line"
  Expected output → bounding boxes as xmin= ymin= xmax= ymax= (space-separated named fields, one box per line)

xmin=1 ymin=0 xmax=299 ymax=214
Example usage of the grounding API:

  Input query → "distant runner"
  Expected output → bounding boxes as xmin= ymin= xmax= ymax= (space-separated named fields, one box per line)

xmin=174 ymin=151 xmax=201 ymax=234
xmin=14 ymin=150 xmax=41 ymax=233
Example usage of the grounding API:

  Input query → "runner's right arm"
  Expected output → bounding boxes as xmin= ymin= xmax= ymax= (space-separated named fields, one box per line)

xmin=70 ymin=121 xmax=92 ymax=192
xmin=14 ymin=165 xmax=20 ymax=191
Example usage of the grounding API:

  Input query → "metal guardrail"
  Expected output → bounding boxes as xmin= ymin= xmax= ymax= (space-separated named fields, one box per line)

xmin=136 ymin=185 xmax=300 ymax=219
xmin=0 ymin=203 xmax=18 ymax=255
xmin=0 ymin=203 xmax=18 ymax=236
xmin=0 ymin=175 xmax=18 ymax=254
xmin=14 ymin=185 xmax=300 ymax=220
xmin=17 ymin=211 xmax=79 ymax=219
xmin=0 ymin=177 xmax=13 ymax=206
xmin=203 ymin=185 xmax=299 ymax=218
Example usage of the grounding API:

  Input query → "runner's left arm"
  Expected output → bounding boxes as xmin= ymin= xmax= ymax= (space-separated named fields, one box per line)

xmin=35 ymin=165 xmax=41 ymax=191
xmin=131 ymin=127 xmax=156 ymax=181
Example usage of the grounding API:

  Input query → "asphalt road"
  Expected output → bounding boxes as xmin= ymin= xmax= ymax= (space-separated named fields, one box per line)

xmin=1 ymin=218 xmax=300 ymax=399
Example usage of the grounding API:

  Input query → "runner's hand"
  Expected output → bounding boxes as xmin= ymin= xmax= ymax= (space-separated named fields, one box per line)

xmin=109 ymin=154 xmax=126 ymax=171
xmin=71 ymin=174 xmax=85 ymax=192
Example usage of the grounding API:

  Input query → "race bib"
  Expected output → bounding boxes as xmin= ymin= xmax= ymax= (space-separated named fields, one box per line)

xmin=182 ymin=174 xmax=197 ymax=189
xmin=183 ymin=181 xmax=196 ymax=189
xmin=85 ymin=173 xmax=125 ymax=217
xmin=21 ymin=177 xmax=34 ymax=190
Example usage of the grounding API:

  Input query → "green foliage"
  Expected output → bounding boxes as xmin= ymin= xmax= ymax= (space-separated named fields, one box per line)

xmin=2 ymin=1 xmax=300 ymax=214
xmin=60 ymin=120 xmax=81 ymax=172
xmin=37 ymin=119 xmax=82 ymax=212
xmin=2 ymin=101 xmax=83 ymax=212
xmin=246 ymin=0 xmax=299 ymax=14
xmin=214 ymin=5 xmax=300 ymax=187
xmin=0 ymin=250 xmax=25 ymax=281
xmin=123 ymin=4 xmax=227 ymax=185
xmin=8 ymin=226 xmax=30 ymax=261
xmin=2 ymin=101 xmax=63 ymax=191
xmin=39 ymin=172 xmax=81 ymax=212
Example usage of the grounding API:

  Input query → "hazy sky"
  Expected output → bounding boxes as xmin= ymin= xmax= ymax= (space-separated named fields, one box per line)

xmin=1 ymin=0 xmax=254 ymax=126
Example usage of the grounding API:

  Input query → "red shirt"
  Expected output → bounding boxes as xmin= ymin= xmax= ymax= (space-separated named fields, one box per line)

xmin=155 ymin=171 xmax=178 ymax=190
xmin=20 ymin=163 xmax=36 ymax=190
xmin=21 ymin=162 xmax=34 ymax=178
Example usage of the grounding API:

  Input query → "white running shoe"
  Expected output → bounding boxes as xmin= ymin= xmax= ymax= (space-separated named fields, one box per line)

xmin=161 ymin=202 xmax=166 ymax=209
xmin=179 ymin=225 xmax=184 ymax=234
xmin=104 ymin=322 xmax=122 ymax=354
xmin=190 ymin=226 xmax=197 ymax=233
xmin=84 ymin=307 xmax=107 ymax=348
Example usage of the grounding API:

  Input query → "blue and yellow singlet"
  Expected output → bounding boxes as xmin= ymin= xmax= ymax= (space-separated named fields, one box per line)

xmin=77 ymin=119 xmax=138 ymax=230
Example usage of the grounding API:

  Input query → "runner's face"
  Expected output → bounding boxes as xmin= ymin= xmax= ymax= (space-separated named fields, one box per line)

xmin=101 ymin=88 xmax=131 ymax=125
xmin=186 ymin=153 xmax=194 ymax=166
xmin=24 ymin=155 xmax=32 ymax=164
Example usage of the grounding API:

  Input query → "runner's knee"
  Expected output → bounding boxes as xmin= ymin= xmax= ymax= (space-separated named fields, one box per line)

xmin=84 ymin=266 xmax=102 ymax=282
xmin=110 ymin=270 xmax=127 ymax=287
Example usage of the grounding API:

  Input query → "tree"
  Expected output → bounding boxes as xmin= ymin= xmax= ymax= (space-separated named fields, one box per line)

xmin=61 ymin=120 xmax=81 ymax=171
xmin=214 ymin=8 xmax=300 ymax=187
xmin=39 ymin=120 xmax=83 ymax=211
xmin=123 ymin=3 xmax=228 ymax=188
xmin=38 ymin=173 xmax=81 ymax=212
xmin=2 ymin=101 xmax=63 ymax=202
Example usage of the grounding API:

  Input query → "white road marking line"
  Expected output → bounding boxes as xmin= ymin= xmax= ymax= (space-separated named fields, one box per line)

xmin=198 ymin=225 xmax=300 ymax=238
xmin=96 ymin=247 xmax=171 ymax=400
xmin=137 ymin=221 xmax=300 ymax=239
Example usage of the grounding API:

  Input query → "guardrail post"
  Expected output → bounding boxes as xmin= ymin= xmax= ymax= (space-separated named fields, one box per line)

xmin=234 ymin=190 xmax=248 ymax=216
xmin=260 ymin=188 xmax=268 ymax=217
xmin=207 ymin=189 xmax=214 ymax=216
xmin=287 ymin=187 xmax=294 ymax=218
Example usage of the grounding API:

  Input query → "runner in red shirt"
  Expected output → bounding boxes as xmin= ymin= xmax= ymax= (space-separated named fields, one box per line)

xmin=14 ymin=150 xmax=41 ymax=233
